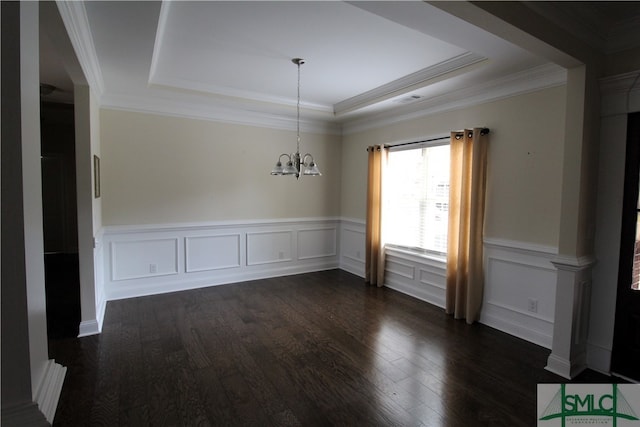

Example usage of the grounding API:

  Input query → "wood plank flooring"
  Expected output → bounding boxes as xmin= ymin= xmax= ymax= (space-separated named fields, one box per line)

xmin=49 ymin=269 xmax=610 ymax=426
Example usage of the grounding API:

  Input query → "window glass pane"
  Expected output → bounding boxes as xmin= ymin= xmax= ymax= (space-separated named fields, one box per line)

xmin=383 ymin=144 xmax=450 ymax=254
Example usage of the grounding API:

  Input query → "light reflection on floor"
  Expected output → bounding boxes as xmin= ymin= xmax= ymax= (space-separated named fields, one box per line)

xmin=371 ymin=317 xmax=447 ymax=422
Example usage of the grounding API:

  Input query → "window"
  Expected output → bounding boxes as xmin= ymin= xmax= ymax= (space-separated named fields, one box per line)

xmin=383 ymin=142 xmax=450 ymax=256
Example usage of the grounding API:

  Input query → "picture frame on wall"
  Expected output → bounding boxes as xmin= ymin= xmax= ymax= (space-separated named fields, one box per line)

xmin=94 ymin=155 xmax=101 ymax=198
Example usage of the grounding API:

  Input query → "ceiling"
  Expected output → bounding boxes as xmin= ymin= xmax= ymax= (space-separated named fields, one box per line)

xmin=40 ymin=1 xmax=640 ymax=133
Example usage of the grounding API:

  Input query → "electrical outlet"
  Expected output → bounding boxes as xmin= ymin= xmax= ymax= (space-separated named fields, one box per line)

xmin=149 ymin=263 xmax=157 ymax=274
xmin=278 ymin=251 xmax=284 ymax=260
xmin=527 ymin=298 xmax=538 ymax=313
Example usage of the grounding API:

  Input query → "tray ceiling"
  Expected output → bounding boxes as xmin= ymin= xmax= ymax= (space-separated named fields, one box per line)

xmin=45 ymin=1 xmax=587 ymax=131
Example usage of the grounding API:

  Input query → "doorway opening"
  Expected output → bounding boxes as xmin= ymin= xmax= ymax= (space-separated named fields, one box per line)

xmin=612 ymin=112 xmax=640 ymax=381
xmin=41 ymin=101 xmax=81 ymax=339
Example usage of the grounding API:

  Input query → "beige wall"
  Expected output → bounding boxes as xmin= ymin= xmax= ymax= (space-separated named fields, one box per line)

xmin=100 ymin=109 xmax=342 ymax=225
xmin=340 ymin=86 xmax=567 ymax=247
xmin=101 ymin=86 xmax=566 ymax=246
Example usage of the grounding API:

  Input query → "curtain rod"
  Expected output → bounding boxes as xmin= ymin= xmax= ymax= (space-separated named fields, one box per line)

xmin=383 ymin=127 xmax=490 ymax=149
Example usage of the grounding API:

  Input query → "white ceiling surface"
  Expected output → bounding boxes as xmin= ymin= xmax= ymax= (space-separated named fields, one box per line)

xmin=57 ymin=1 xmax=563 ymax=131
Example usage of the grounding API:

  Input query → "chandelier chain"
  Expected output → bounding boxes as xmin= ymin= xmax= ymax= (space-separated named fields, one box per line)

xmin=296 ymin=60 xmax=301 ymax=154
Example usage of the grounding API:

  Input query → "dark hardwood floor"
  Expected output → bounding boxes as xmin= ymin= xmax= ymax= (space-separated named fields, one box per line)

xmin=50 ymin=269 xmax=611 ymax=426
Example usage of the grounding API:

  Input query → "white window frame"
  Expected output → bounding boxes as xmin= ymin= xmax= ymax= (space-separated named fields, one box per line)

xmin=383 ymin=139 xmax=450 ymax=262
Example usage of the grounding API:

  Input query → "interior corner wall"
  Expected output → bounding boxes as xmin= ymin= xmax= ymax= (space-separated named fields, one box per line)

xmin=99 ymin=109 xmax=342 ymax=226
xmin=340 ymin=86 xmax=567 ymax=249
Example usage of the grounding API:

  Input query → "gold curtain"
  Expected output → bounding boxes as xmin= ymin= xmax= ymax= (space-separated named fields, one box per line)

xmin=365 ymin=145 xmax=387 ymax=287
xmin=446 ymin=128 xmax=489 ymax=323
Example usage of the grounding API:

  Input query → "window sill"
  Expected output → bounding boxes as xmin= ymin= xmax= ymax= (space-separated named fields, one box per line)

xmin=384 ymin=246 xmax=447 ymax=266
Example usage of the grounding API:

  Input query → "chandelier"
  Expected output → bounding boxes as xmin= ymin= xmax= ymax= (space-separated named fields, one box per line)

xmin=270 ymin=58 xmax=321 ymax=179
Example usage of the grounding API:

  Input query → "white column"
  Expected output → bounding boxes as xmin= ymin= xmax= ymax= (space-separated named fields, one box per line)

xmin=546 ymin=256 xmax=595 ymax=378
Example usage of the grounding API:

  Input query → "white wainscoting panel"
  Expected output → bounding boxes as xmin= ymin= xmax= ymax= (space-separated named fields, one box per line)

xmin=386 ymin=258 xmax=416 ymax=280
xmin=339 ymin=219 xmax=366 ymax=277
xmin=246 ymin=230 xmax=293 ymax=265
xmin=111 ymin=238 xmax=179 ymax=281
xmin=481 ymin=238 xmax=558 ymax=349
xmin=102 ymin=218 xmax=340 ymax=300
xmin=185 ymin=234 xmax=241 ymax=273
xmin=298 ymin=227 xmax=337 ymax=260
xmin=384 ymin=248 xmax=447 ymax=308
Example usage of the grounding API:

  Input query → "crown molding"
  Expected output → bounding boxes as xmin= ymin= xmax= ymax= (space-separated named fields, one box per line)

xmin=599 ymin=70 xmax=640 ymax=116
xmin=334 ymin=52 xmax=486 ymax=116
xmin=101 ymin=63 xmax=565 ymax=137
xmin=55 ymin=0 xmax=104 ymax=96
xmin=599 ymin=70 xmax=640 ymax=95
xmin=148 ymin=75 xmax=332 ymax=114
xmin=342 ymin=63 xmax=567 ymax=135
xmin=100 ymin=92 xmax=342 ymax=135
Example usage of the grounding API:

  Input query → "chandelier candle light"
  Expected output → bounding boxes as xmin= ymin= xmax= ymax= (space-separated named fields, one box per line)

xmin=271 ymin=58 xmax=321 ymax=179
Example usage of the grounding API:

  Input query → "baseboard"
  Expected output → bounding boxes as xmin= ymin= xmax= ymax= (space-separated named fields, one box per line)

xmin=96 ymin=293 xmax=106 ymax=332
xmin=384 ymin=277 xmax=446 ymax=309
xmin=339 ymin=262 xmax=365 ymax=278
xmin=545 ymin=354 xmax=572 ymax=379
xmin=78 ymin=319 xmax=100 ymax=337
xmin=479 ymin=303 xmax=553 ymax=349
xmin=33 ymin=359 xmax=67 ymax=423
xmin=108 ymin=262 xmax=339 ymax=301
xmin=77 ymin=296 xmax=105 ymax=337
xmin=545 ymin=352 xmax=587 ymax=379
xmin=1 ymin=402 xmax=49 ymax=427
